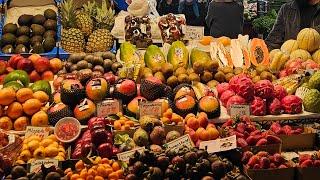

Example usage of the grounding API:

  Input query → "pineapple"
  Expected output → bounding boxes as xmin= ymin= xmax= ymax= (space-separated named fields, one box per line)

xmin=60 ymin=0 xmax=85 ymax=53
xmin=94 ymin=0 xmax=115 ymax=30
xmin=86 ymin=29 xmax=114 ymax=52
xmin=76 ymin=13 xmax=93 ymax=37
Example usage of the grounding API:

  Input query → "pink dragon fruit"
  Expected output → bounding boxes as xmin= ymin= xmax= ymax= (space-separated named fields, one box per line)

xmin=229 ymin=74 xmax=254 ymax=102
xmin=274 ymin=85 xmax=288 ymax=100
xmin=220 ymin=90 xmax=235 ymax=107
xmin=251 ymin=96 xmax=266 ymax=116
xmin=285 ymin=58 xmax=304 ymax=75
xmin=268 ymin=98 xmax=283 ymax=115
xmin=281 ymin=95 xmax=302 ymax=114
xmin=254 ymin=80 xmax=274 ymax=100
xmin=279 ymin=70 xmax=288 ymax=78
xmin=217 ymin=83 xmax=230 ymax=97
xmin=302 ymin=59 xmax=319 ymax=70
xmin=226 ymin=95 xmax=246 ymax=110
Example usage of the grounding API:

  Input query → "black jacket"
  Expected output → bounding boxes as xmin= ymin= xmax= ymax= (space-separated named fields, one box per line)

xmin=205 ymin=0 xmax=244 ymax=38
xmin=266 ymin=1 xmax=320 ymax=50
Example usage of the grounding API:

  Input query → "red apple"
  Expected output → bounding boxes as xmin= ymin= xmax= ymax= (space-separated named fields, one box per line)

xmin=146 ymin=76 xmax=162 ymax=84
xmin=0 ymin=60 xmax=7 ymax=75
xmin=103 ymin=73 xmax=116 ymax=85
xmin=41 ymin=71 xmax=54 ymax=81
xmin=116 ymin=79 xmax=136 ymax=95
xmin=29 ymin=70 xmax=41 ymax=82
xmin=34 ymin=57 xmax=50 ymax=73
xmin=6 ymin=67 xmax=14 ymax=73
xmin=17 ymin=58 xmax=34 ymax=73
xmin=8 ymin=55 xmax=23 ymax=69
xmin=97 ymin=143 xmax=113 ymax=158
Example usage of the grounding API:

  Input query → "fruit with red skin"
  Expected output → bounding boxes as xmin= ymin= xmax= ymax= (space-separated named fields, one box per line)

xmin=254 ymin=80 xmax=274 ymax=100
xmin=103 ymin=72 xmax=116 ymax=85
xmin=242 ymin=151 xmax=254 ymax=164
xmin=248 ymin=155 xmax=260 ymax=168
xmin=273 ymin=153 xmax=285 ymax=166
xmin=0 ymin=60 xmax=7 ymax=75
xmin=266 ymin=135 xmax=282 ymax=144
xmin=260 ymin=157 xmax=270 ymax=169
xmin=87 ymin=117 xmax=105 ymax=130
xmin=278 ymin=164 xmax=288 ymax=169
xmin=251 ymin=96 xmax=266 ymax=116
xmin=81 ymin=142 xmax=93 ymax=156
xmin=253 ymin=164 xmax=261 ymax=169
xmin=268 ymin=98 xmax=283 ymax=115
xmin=216 ymin=83 xmax=230 ymax=97
xmin=34 ymin=57 xmax=50 ymax=73
xmin=226 ymin=95 xmax=246 ymax=110
xmin=97 ymin=143 xmax=113 ymax=158
xmin=279 ymin=70 xmax=287 ymax=78
xmin=256 ymin=151 xmax=269 ymax=157
xmin=300 ymin=159 xmax=314 ymax=168
xmin=0 ymin=75 xmax=6 ymax=85
xmin=269 ymin=155 xmax=275 ymax=163
xmin=116 ymin=79 xmax=136 ymax=95
xmin=256 ymin=138 xmax=267 ymax=146
xmin=237 ymin=138 xmax=248 ymax=148
xmin=314 ymin=160 xmax=320 ymax=167
xmin=274 ymin=85 xmax=288 ymax=101
xmin=146 ymin=76 xmax=162 ymax=84
xmin=186 ymin=129 xmax=198 ymax=143
xmin=299 ymin=154 xmax=312 ymax=165
xmin=6 ymin=67 xmax=14 ymax=73
xmin=282 ymin=125 xmax=292 ymax=135
xmin=17 ymin=58 xmax=34 ymax=73
xmin=281 ymin=95 xmax=303 ymax=114
xmin=250 ymin=130 xmax=261 ymax=136
xmin=270 ymin=163 xmax=276 ymax=168
xmin=246 ymin=136 xmax=257 ymax=146
xmin=222 ymin=119 xmax=234 ymax=128
xmin=41 ymin=71 xmax=54 ymax=81
xmin=91 ymin=128 xmax=108 ymax=145
xmin=236 ymin=122 xmax=246 ymax=133
xmin=48 ymin=103 xmax=66 ymax=113
xmin=229 ymin=130 xmax=245 ymax=138
xmin=8 ymin=55 xmax=23 ymax=68
xmin=220 ymin=90 xmax=235 ymax=107
xmin=270 ymin=122 xmax=284 ymax=135
xmin=29 ymin=70 xmax=41 ymax=82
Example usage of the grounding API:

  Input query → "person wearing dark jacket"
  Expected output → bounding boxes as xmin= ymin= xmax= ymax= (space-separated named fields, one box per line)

xmin=178 ymin=0 xmax=203 ymax=26
xmin=157 ymin=0 xmax=179 ymax=15
xmin=205 ymin=0 xmax=244 ymax=38
xmin=266 ymin=0 xmax=320 ymax=50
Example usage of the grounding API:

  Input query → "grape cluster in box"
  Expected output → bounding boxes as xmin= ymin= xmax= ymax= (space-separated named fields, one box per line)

xmin=221 ymin=116 xmax=282 ymax=148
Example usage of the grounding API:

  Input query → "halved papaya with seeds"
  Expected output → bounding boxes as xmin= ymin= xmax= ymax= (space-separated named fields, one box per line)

xmin=250 ymin=38 xmax=270 ymax=66
xmin=242 ymin=49 xmax=251 ymax=69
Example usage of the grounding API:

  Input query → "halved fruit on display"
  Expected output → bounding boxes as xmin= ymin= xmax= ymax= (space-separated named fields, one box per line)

xmin=210 ymin=41 xmax=233 ymax=68
xmin=230 ymin=39 xmax=250 ymax=69
xmin=249 ymin=38 xmax=270 ymax=66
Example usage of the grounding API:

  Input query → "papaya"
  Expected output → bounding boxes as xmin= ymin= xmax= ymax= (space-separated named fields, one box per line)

xmin=144 ymin=45 xmax=166 ymax=70
xmin=190 ymin=48 xmax=211 ymax=66
xmin=30 ymin=80 xmax=52 ymax=96
xmin=167 ymin=41 xmax=189 ymax=69
xmin=249 ymin=38 xmax=270 ymax=66
xmin=4 ymin=70 xmax=30 ymax=87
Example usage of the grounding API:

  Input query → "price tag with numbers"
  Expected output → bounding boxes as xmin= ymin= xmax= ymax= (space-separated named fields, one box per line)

xmin=199 ymin=135 xmax=237 ymax=153
xmin=29 ymin=159 xmax=59 ymax=173
xmin=229 ymin=104 xmax=251 ymax=117
xmin=97 ymin=99 xmax=121 ymax=117
xmin=139 ymin=101 xmax=162 ymax=118
xmin=183 ymin=26 xmax=204 ymax=40
xmin=25 ymin=126 xmax=51 ymax=139
xmin=117 ymin=147 xmax=145 ymax=162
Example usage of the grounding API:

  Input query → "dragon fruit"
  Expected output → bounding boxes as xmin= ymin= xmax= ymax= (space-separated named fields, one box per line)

xmin=254 ymin=80 xmax=274 ymax=100
xmin=281 ymin=95 xmax=302 ymax=114
xmin=220 ymin=90 xmax=235 ymax=107
xmin=302 ymin=59 xmax=319 ymax=70
xmin=226 ymin=95 xmax=246 ymax=110
xmin=285 ymin=59 xmax=304 ymax=75
xmin=251 ymin=96 xmax=266 ymax=116
xmin=268 ymin=98 xmax=283 ymax=115
xmin=274 ymin=85 xmax=288 ymax=100
xmin=229 ymin=74 xmax=254 ymax=101
xmin=217 ymin=83 xmax=230 ymax=97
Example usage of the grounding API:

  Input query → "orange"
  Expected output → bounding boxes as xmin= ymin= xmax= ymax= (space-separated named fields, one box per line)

xmin=101 ymin=158 xmax=110 ymax=164
xmin=112 ymin=162 xmax=121 ymax=171
xmin=0 ymin=87 xmax=16 ymax=105
xmin=120 ymin=126 xmax=125 ymax=131
xmin=97 ymin=166 xmax=109 ymax=178
xmin=70 ymin=174 xmax=80 ymax=180
xmin=28 ymin=54 xmax=41 ymax=64
xmin=187 ymin=117 xmax=200 ymax=131
xmin=23 ymin=98 xmax=42 ymax=115
xmin=31 ymin=111 xmax=48 ymax=127
xmin=199 ymin=130 xmax=210 ymax=141
xmin=7 ymin=102 xmax=23 ymax=119
xmin=80 ymin=168 xmax=88 ymax=179
xmin=116 ymin=169 xmax=124 ymax=178
xmin=185 ymin=113 xmax=196 ymax=122
xmin=125 ymin=120 xmax=134 ymax=127
xmin=16 ymin=88 xmax=34 ymax=103
xmin=172 ymin=113 xmax=182 ymax=124
xmin=66 ymin=172 xmax=73 ymax=179
xmin=207 ymin=127 xmax=219 ymax=140
xmin=124 ymin=124 xmax=130 ymax=130
xmin=86 ymin=175 xmax=94 ymax=180
xmin=75 ymin=160 xmax=85 ymax=171
xmin=108 ymin=172 xmax=119 ymax=179
xmin=87 ymin=169 xmax=97 ymax=177
xmin=196 ymin=127 xmax=205 ymax=138
xmin=0 ymin=116 xmax=13 ymax=130
xmin=206 ymin=123 xmax=216 ymax=129
xmin=114 ymin=121 xmax=121 ymax=130
xmin=118 ymin=119 xmax=125 ymax=125
xmin=94 ymin=176 xmax=104 ymax=180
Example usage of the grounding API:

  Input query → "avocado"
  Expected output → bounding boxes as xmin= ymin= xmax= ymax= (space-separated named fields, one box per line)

xmin=1 ymin=33 xmax=16 ymax=46
xmin=18 ymin=14 xmax=33 ymax=26
xmin=15 ymin=44 xmax=28 ymax=54
xmin=31 ymin=42 xmax=44 ymax=54
xmin=2 ymin=44 xmax=14 ymax=53
xmin=43 ymin=37 xmax=55 ymax=52
xmin=31 ymin=24 xmax=45 ymax=35
xmin=3 ymin=23 xmax=18 ymax=34
xmin=44 ymin=30 xmax=56 ymax=39
xmin=16 ymin=35 xmax=30 ymax=46
xmin=30 ymin=35 xmax=43 ymax=45
xmin=16 ymin=26 xmax=30 ymax=36
xmin=43 ymin=19 xmax=57 ymax=31
xmin=32 ymin=14 xmax=46 ymax=25
xmin=44 ymin=9 xmax=57 ymax=20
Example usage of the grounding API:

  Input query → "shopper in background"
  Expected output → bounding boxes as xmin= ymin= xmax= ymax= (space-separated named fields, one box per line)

xmin=266 ymin=0 xmax=320 ymax=49
xmin=178 ymin=0 xmax=202 ymax=26
xmin=205 ymin=0 xmax=244 ymax=38
xmin=157 ymin=0 xmax=179 ymax=15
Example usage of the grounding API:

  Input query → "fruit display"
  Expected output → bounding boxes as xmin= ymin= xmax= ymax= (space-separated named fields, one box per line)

xmin=125 ymin=15 xmax=152 ymax=48
xmin=15 ymin=134 xmax=66 ymax=164
xmin=158 ymin=13 xmax=186 ymax=44
xmin=297 ymin=153 xmax=320 ymax=168
xmin=1 ymin=9 xmax=57 ymax=54
xmin=5 ymin=165 xmax=64 ymax=180
xmin=60 ymin=0 xmax=115 ymax=53
xmin=269 ymin=122 xmax=303 ymax=135
xmin=242 ymin=151 xmax=292 ymax=169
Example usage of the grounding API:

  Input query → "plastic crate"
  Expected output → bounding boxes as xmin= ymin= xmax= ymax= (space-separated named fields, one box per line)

xmin=0 ymin=0 xmax=61 ymax=58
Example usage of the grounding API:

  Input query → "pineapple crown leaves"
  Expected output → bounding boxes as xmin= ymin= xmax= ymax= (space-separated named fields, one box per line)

xmin=82 ymin=0 xmax=98 ymax=18
xmin=61 ymin=0 xmax=77 ymax=28
xmin=94 ymin=0 xmax=115 ymax=30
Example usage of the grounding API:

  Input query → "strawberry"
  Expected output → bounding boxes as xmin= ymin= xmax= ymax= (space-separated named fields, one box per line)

xmin=242 ymin=151 xmax=254 ymax=164
xmin=270 ymin=163 xmax=277 ymax=169
xmin=278 ymin=164 xmax=288 ymax=169
xmin=300 ymin=159 xmax=313 ymax=168
xmin=246 ymin=136 xmax=257 ymax=146
xmin=222 ymin=119 xmax=234 ymax=128
xmin=314 ymin=160 xmax=320 ymax=167
xmin=282 ymin=125 xmax=292 ymax=135
xmin=299 ymin=154 xmax=312 ymax=165
xmin=250 ymin=130 xmax=261 ymax=136
xmin=248 ymin=155 xmax=260 ymax=168
xmin=237 ymin=138 xmax=248 ymax=148
xmin=256 ymin=151 xmax=269 ymax=157
xmin=253 ymin=164 xmax=261 ymax=169
xmin=266 ymin=135 xmax=282 ymax=144
xmin=260 ymin=157 xmax=270 ymax=169
xmin=274 ymin=153 xmax=285 ymax=166
xmin=256 ymin=138 xmax=267 ymax=146
xmin=236 ymin=122 xmax=246 ymax=133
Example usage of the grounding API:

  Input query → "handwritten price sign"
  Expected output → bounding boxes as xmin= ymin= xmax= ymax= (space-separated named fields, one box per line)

xmin=183 ymin=26 xmax=204 ymax=40
xmin=117 ymin=147 xmax=145 ymax=162
xmin=97 ymin=99 xmax=121 ymax=117
xmin=139 ymin=101 xmax=162 ymax=118
xmin=25 ymin=126 xmax=51 ymax=138
xmin=229 ymin=104 xmax=251 ymax=117
xmin=199 ymin=135 xmax=237 ymax=153
xmin=164 ymin=134 xmax=194 ymax=151
xmin=30 ymin=159 xmax=59 ymax=173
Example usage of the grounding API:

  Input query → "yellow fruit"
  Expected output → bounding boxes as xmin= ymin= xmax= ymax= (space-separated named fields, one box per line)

xmin=26 ymin=135 xmax=41 ymax=144
xmin=48 ymin=141 xmax=59 ymax=148
xmin=280 ymin=39 xmax=299 ymax=54
xmin=14 ymin=116 xmax=29 ymax=131
xmin=0 ymin=116 xmax=13 ymax=130
xmin=28 ymin=158 xmax=36 ymax=163
xmin=33 ymin=91 xmax=49 ymax=104
xmin=58 ymin=152 xmax=66 ymax=158
xmin=16 ymin=88 xmax=34 ymax=103
xmin=313 ymin=49 xmax=320 ymax=63
xmin=75 ymin=160 xmax=85 ymax=171
xmin=58 ymin=147 xmax=66 ymax=153
xmin=7 ymin=102 xmax=23 ymax=120
xmin=55 ymin=155 xmax=65 ymax=161
xmin=0 ymin=87 xmax=16 ymax=105
xmin=15 ymin=160 xmax=25 ymax=165
xmin=290 ymin=49 xmax=312 ymax=61
xmin=33 ymin=146 xmax=45 ymax=159
xmin=44 ymin=146 xmax=59 ymax=157
xmin=40 ymin=138 xmax=53 ymax=147
xmin=20 ymin=150 xmax=32 ymax=162
xmin=297 ymin=28 xmax=320 ymax=52
xmin=22 ymin=144 xmax=28 ymax=150
xmin=27 ymin=140 xmax=40 ymax=152
xmin=31 ymin=111 xmax=48 ymax=127
xmin=23 ymin=98 xmax=42 ymax=115
xmin=47 ymin=134 xmax=58 ymax=142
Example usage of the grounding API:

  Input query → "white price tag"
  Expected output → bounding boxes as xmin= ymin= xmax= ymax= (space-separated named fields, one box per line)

xmin=229 ymin=104 xmax=251 ymax=117
xmin=30 ymin=159 xmax=59 ymax=173
xmin=199 ymin=135 xmax=237 ymax=153
xmin=139 ymin=101 xmax=162 ymax=118
xmin=117 ymin=147 xmax=145 ymax=162
xmin=184 ymin=26 xmax=204 ymax=40
xmin=164 ymin=134 xmax=194 ymax=151
xmin=97 ymin=99 xmax=121 ymax=117
xmin=25 ymin=126 xmax=51 ymax=139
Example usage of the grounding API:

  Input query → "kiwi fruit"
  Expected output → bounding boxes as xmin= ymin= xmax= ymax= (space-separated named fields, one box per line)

xmin=32 ymin=14 xmax=46 ymax=25
xmin=152 ymin=66 xmax=162 ymax=74
xmin=30 ymin=35 xmax=43 ymax=45
xmin=44 ymin=9 xmax=57 ymax=20
xmin=189 ymin=73 xmax=200 ymax=82
xmin=225 ymin=73 xmax=235 ymax=82
xmin=84 ymin=54 xmax=94 ymax=63
xmin=16 ymin=35 xmax=30 ymax=46
xmin=92 ymin=55 xmax=104 ymax=65
xmin=175 ymin=67 xmax=187 ymax=76
xmin=154 ymin=72 xmax=166 ymax=83
xmin=88 ymin=63 xmax=93 ymax=69
xmin=214 ymin=71 xmax=226 ymax=83
xmin=221 ymin=66 xmax=233 ymax=74
xmin=77 ymin=60 xmax=89 ymax=69
xmin=18 ymin=14 xmax=33 ymax=26
xmin=101 ymin=51 xmax=116 ymax=60
xmin=31 ymin=42 xmax=44 ymax=53
xmin=11 ymin=166 xmax=27 ymax=179
xmin=15 ymin=44 xmax=28 ymax=53
xmin=1 ymin=33 xmax=16 ymax=45
xmin=93 ymin=65 xmax=104 ymax=73
xmin=178 ymin=74 xmax=190 ymax=84
xmin=201 ymin=71 xmax=213 ymax=83
xmin=207 ymin=80 xmax=219 ymax=88
xmin=3 ymin=23 xmax=17 ymax=34
xmin=111 ymin=62 xmax=122 ymax=73
xmin=16 ymin=26 xmax=30 ymax=36
xmin=161 ymin=63 xmax=174 ymax=77
xmin=260 ymin=71 xmax=273 ymax=81
xmin=167 ymin=76 xmax=179 ymax=88
xmin=205 ymin=60 xmax=219 ymax=72
xmin=70 ymin=64 xmax=78 ymax=72
xmin=44 ymin=30 xmax=56 ymax=39
xmin=44 ymin=19 xmax=57 ymax=30
xmin=193 ymin=61 xmax=204 ymax=74
xmin=31 ymin=24 xmax=45 ymax=35
xmin=2 ymin=44 xmax=14 ymax=53
xmin=252 ymin=76 xmax=261 ymax=83
xmin=43 ymin=37 xmax=56 ymax=52
xmin=103 ymin=59 xmax=113 ymax=72
xmin=45 ymin=172 xmax=61 ymax=180
xmin=256 ymin=65 xmax=268 ymax=75
xmin=233 ymin=67 xmax=243 ymax=75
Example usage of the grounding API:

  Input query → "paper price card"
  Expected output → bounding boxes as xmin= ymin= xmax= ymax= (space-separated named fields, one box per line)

xmin=30 ymin=159 xmax=59 ymax=173
xmin=164 ymin=134 xmax=194 ymax=151
xmin=183 ymin=26 xmax=204 ymax=40
xmin=117 ymin=147 xmax=145 ymax=162
xmin=199 ymin=135 xmax=237 ymax=153
xmin=229 ymin=104 xmax=250 ymax=117
xmin=97 ymin=99 xmax=121 ymax=117
xmin=139 ymin=101 xmax=162 ymax=118
xmin=25 ymin=126 xmax=50 ymax=138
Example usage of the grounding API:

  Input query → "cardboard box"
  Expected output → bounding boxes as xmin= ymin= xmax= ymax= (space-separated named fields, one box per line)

xmin=245 ymin=167 xmax=295 ymax=180
xmin=296 ymin=167 xmax=320 ymax=180
xmin=242 ymin=143 xmax=281 ymax=154
xmin=280 ymin=133 xmax=316 ymax=151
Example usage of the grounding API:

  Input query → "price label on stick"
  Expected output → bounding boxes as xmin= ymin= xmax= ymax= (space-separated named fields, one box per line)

xmin=229 ymin=104 xmax=250 ymax=117
xmin=164 ymin=134 xmax=194 ymax=151
xmin=139 ymin=101 xmax=162 ymax=118
xmin=25 ymin=126 xmax=50 ymax=138
xmin=183 ymin=26 xmax=204 ymax=40
xmin=97 ymin=99 xmax=121 ymax=117
xmin=199 ymin=135 xmax=237 ymax=153
xmin=30 ymin=159 xmax=59 ymax=173
xmin=117 ymin=147 xmax=145 ymax=163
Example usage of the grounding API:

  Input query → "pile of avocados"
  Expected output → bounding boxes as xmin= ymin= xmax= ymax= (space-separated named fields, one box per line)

xmin=1 ymin=9 xmax=57 ymax=54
